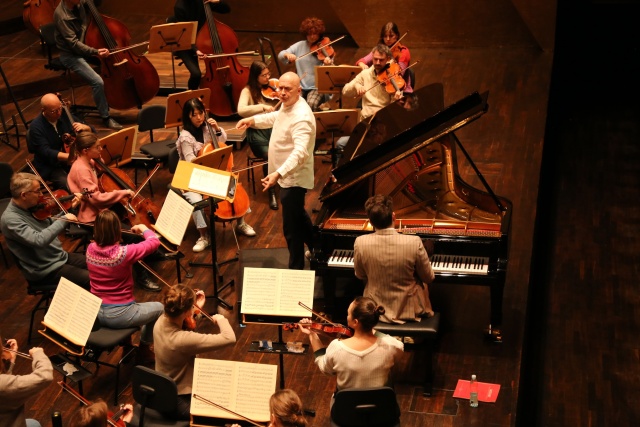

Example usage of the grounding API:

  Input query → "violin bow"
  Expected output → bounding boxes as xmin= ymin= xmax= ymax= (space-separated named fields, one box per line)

xmin=26 ymin=160 xmax=69 ymax=215
xmin=298 ymin=301 xmax=340 ymax=327
xmin=108 ymin=41 xmax=149 ymax=56
xmin=131 ymin=163 xmax=161 ymax=200
xmin=2 ymin=346 xmax=33 ymax=360
xmin=202 ymin=50 xmax=258 ymax=59
xmin=192 ymin=394 xmax=265 ymax=427
xmin=297 ymin=35 xmax=346 ymax=61
xmin=389 ymin=31 xmax=409 ymax=52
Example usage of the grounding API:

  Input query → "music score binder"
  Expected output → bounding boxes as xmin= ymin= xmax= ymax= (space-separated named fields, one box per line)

xmin=38 ymin=277 xmax=102 ymax=356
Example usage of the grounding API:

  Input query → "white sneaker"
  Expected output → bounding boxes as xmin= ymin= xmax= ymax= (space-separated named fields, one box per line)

xmin=236 ymin=222 xmax=256 ymax=237
xmin=192 ymin=237 xmax=210 ymax=252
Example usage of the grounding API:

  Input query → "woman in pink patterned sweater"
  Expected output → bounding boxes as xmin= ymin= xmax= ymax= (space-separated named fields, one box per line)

xmin=86 ymin=209 xmax=163 ymax=363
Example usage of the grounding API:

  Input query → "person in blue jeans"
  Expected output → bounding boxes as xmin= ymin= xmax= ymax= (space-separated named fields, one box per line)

xmin=53 ymin=0 xmax=122 ymax=130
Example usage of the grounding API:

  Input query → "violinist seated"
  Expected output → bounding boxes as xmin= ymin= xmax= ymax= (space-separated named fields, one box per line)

xmin=177 ymin=97 xmax=256 ymax=254
xmin=0 ymin=334 xmax=53 ymax=427
xmin=153 ymin=284 xmax=236 ymax=421
xmin=66 ymin=132 xmax=161 ymax=293
xmin=356 ymin=21 xmax=413 ymax=94
xmin=28 ymin=93 xmax=94 ymax=193
xmin=86 ymin=210 xmax=164 ymax=366
xmin=0 ymin=172 xmax=91 ymax=291
xmin=170 ymin=0 xmax=231 ymax=90
xmin=68 ymin=399 xmax=134 ymax=427
xmin=237 ymin=61 xmax=280 ymax=210
xmin=334 ymin=44 xmax=404 ymax=161
xmin=278 ymin=17 xmax=333 ymax=112
xmin=298 ymin=296 xmax=403 ymax=398
xmin=53 ymin=0 xmax=122 ymax=130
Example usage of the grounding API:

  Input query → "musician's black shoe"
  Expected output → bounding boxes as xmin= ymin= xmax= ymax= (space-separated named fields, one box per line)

xmin=103 ymin=117 xmax=123 ymax=130
xmin=136 ymin=278 xmax=162 ymax=293
xmin=268 ymin=188 xmax=278 ymax=210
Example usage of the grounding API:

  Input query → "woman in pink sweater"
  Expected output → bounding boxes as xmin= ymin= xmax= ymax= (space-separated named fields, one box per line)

xmin=86 ymin=210 xmax=163 ymax=362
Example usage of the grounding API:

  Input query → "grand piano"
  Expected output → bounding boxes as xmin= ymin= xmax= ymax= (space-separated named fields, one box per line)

xmin=310 ymin=83 xmax=512 ymax=341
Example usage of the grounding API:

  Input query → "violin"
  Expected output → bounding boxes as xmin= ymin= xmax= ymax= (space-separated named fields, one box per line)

xmin=58 ymin=381 xmax=127 ymax=427
xmin=31 ymin=188 xmax=93 ymax=220
xmin=196 ymin=0 xmax=249 ymax=117
xmin=22 ymin=0 xmax=60 ymax=36
xmin=261 ymin=78 xmax=280 ymax=101
xmin=376 ymin=62 xmax=405 ymax=94
xmin=197 ymin=115 xmax=251 ymax=221
xmin=83 ymin=0 xmax=160 ymax=110
xmin=283 ymin=322 xmax=353 ymax=338
xmin=297 ymin=35 xmax=346 ymax=63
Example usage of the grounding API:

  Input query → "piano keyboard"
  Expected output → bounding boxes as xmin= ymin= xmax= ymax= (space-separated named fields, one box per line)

xmin=327 ymin=250 xmax=489 ymax=275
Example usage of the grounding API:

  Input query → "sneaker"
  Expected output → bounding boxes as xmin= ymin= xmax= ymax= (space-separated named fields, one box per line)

xmin=193 ymin=237 xmax=210 ymax=252
xmin=103 ymin=117 xmax=123 ymax=130
xmin=236 ymin=222 xmax=256 ymax=237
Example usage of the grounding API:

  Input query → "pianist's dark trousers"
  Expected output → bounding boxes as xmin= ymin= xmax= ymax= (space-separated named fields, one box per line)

xmin=280 ymin=186 xmax=314 ymax=269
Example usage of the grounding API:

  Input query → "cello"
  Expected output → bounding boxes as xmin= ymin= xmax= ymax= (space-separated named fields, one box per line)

xmin=83 ymin=0 xmax=159 ymax=110
xmin=22 ymin=0 xmax=60 ymax=36
xmin=196 ymin=0 xmax=249 ymax=117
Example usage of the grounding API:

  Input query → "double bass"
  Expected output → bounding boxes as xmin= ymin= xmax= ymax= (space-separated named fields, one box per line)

xmin=22 ymin=0 xmax=60 ymax=36
xmin=196 ymin=0 xmax=249 ymax=117
xmin=83 ymin=0 xmax=159 ymax=110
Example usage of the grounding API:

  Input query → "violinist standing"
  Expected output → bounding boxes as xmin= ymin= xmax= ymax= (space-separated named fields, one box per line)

xmin=170 ymin=0 xmax=231 ymax=90
xmin=356 ymin=22 xmax=413 ymax=93
xmin=0 ymin=333 xmax=53 ymax=427
xmin=0 ymin=172 xmax=90 ymax=290
xmin=237 ymin=61 xmax=279 ymax=210
xmin=176 ymin=97 xmax=256 ymax=254
xmin=53 ymin=0 xmax=122 ymax=130
xmin=237 ymin=72 xmax=316 ymax=270
xmin=278 ymin=17 xmax=332 ymax=112
xmin=86 ymin=210 xmax=163 ymax=365
xmin=28 ymin=93 xmax=93 ymax=193
xmin=299 ymin=296 xmax=403 ymax=397
xmin=153 ymin=284 xmax=236 ymax=421
xmin=66 ymin=132 xmax=161 ymax=292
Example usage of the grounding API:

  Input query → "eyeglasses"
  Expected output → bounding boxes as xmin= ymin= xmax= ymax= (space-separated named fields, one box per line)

xmin=24 ymin=189 xmax=43 ymax=196
xmin=46 ymin=107 xmax=63 ymax=114
xmin=259 ymin=72 xmax=271 ymax=78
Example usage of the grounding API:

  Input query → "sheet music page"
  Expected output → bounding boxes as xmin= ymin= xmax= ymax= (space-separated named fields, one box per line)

xmin=188 ymin=167 xmax=230 ymax=198
xmin=42 ymin=277 xmax=102 ymax=346
xmin=191 ymin=359 xmax=276 ymax=422
xmin=241 ymin=267 xmax=314 ymax=317
xmin=153 ymin=190 xmax=195 ymax=245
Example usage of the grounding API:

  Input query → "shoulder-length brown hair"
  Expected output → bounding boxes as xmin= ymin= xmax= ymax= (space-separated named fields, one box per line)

xmin=93 ymin=210 xmax=121 ymax=246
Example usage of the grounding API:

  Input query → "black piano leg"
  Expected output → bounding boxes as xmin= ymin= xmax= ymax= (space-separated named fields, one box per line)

xmin=322 ymin=272 xmax=337 ymax=318
xmin=486 ymin=282 xmax=504 ymax=343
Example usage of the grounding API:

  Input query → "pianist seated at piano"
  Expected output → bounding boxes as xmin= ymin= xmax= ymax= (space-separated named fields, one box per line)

xmin=353 ymin=194 xmax=435 ymax=323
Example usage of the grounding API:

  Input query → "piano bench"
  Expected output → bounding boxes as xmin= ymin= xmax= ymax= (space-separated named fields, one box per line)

xmin=374 ymin=313 xmax=440 ymax=397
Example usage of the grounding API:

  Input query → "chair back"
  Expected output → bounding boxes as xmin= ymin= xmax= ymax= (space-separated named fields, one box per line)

xmin=138 ymin=105 xmax=168 ymax=141
xmin=132 ymin=365 xmax=180 ymax=426
xmin=168 ymin=146 xmax=180 ymax=174
xmin=0 ymin=162 xmax=13 ymax=197
xmin=331 ymin=386 xmax=401 ymax=427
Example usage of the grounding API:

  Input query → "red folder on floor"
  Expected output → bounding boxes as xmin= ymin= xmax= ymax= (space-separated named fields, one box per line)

xmin=453 ymin=379 xmax=501 ymax=403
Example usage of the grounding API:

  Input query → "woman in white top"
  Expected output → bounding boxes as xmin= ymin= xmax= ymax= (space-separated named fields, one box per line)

xmin=299 ymin=296 xmax=403 ymax=391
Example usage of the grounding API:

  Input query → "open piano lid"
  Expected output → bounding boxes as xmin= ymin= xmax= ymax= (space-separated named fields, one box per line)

xmin=320 ymin=84 xmax=489 ymax=202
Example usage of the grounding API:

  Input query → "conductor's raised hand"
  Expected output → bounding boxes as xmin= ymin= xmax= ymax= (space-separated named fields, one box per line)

xmin=261 ymin=172 xmax=280 ymax=191
xmin=236 ymin=117 xmax=255 ymax=130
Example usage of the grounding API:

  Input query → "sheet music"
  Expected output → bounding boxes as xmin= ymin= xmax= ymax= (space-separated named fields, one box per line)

xmin=188 ymin=167 xmax=231 ymax=198
xmin=42 ymin=277 xmax=102 ymax=346
xmin=241 ymin=267 xmax=314 ymax=317
xmin=191 ymin=359 xmax=276 ymax=422
xmin=153 ymin=190 xmax=194 ymax=245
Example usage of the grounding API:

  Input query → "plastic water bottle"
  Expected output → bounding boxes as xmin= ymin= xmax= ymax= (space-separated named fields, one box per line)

xmin=470 ymin=374 xmax=479 ymax=407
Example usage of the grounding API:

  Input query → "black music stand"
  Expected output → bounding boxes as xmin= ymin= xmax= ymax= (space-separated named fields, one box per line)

xmin=148 ymin=22 xmax=197 ymax=93
xmin=315 ymin=65 xmax=361 ymax=110
xmin=313 ymin=109 xmax=358 ymax=168
xmin=0 ymin=62 xmax=28 ymax=151
xmin=172 ymin=152 xmax=235 ymax=310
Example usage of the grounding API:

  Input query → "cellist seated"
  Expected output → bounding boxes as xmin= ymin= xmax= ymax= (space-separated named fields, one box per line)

xmin=176 ymin=97 xmax=256 ymax=254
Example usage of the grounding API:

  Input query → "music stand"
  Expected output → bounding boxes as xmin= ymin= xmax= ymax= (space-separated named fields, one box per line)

xmin=315 ymin=65 xmax=361 ymax=109
xmin=99 ymin=126 xmax=137 ymax=167
xmin=172 ymin=151 xmax=236 ymax=310
xmin=313 ymin=109 xmax=358 ymax=168
xmin=165 ymin=88 xmax=211 ymax=128
xmin=148 ymin=22 xmax=197 ymax=91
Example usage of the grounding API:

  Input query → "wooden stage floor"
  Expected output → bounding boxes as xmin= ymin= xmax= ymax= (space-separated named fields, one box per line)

xmin=0 ymin=4 xmax=562 ymax=427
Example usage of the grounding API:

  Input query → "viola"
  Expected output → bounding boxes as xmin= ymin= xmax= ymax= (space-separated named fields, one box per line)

xmin=22 ymin=0 xmax=60 ymax=36
xmin=94 ymin=157 xmax=162 ymax=229
xmin=31 ymin=188 xmax=93 ymax=220
xmin=83 ymin=0 xmax=159 ymax=110
xmin=196 ymin=0 xmax=249 ymax=117
xmin=197 ymin=116 xmax=251 ymax=221
xmin=261 ymin=78 xmax=280 ymax=101
xmin=58 ymin=381 xmax=127 ymax=427
xmin=310 ymin=36 xmax=335 ymax=62
xmin=376 ymin=62 xmax=405 ymax=94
